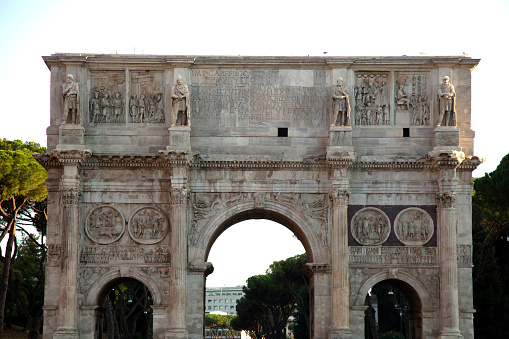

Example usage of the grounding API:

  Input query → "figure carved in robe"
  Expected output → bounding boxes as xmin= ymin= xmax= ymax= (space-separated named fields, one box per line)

xmin=331 ymin=78 xmax=351 ymax=126
xmin=62 ymin=74 xmax=81 ymax=124
xmin=172 ymin=76 xmax=190 ymax=126
xmin=437 ymin=76 xmax=456 ymax=126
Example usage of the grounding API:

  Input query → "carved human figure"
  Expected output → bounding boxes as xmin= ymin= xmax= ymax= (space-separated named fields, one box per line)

xmin=396 ymin=85 xmax=411 ymax=110
xmin=90 ymin=91 xmax=101 ymax=123
xmin=331 ymin=78 xmax=351 ymax=126
xmin=172 ymin=76 xmax=190 ymax=126
xmin=437 ymin=76 xmax=456 ymax=126
xmin=62 ymin=74 xmax=81 ymax=124
xmin=138 ymin=95 xmax=146 ymax=123
xmin=375 ymin=104 xmax=383 ymax=125
xmin=130 ymin=95 xmax=138 ymax=122
xmin=100 ymin=93 xmax=111 ymax=123
xmin=113 ymin=92 xmax=123 ymax=123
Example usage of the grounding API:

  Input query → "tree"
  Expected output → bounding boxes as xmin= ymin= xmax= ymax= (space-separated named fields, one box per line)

xmin=9 ymin=235 xmax=45 ymax=339
xmin=472 ymin=153 xmax=509 ymax=338
xmin=205 ymin=313 xmax=238 ymax=339
xmin=232 ymin=254 xmax=309 ymax=339
xmin=0 ymin=139 xmax=46 ymax=338
xmin=268 ymin=254 xmax=309 ymax=339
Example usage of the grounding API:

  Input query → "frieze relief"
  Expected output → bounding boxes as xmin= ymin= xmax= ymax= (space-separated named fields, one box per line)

xmin=85 ymin=206 xmax=125 ymax=244
xmin=189 ymin=192 xmax=329 ymax=246
xmin=79 ymin=245 xmax=171 ymax=264
xmin=351 ymin=208 xmax=390 ymax=245
xmin=354 ymin=73 xmax=390 ymax=126
xmin=128 ymin=207 xmax=169 ymax=244
xmin=394 ymin=208 xmax=434 ymax=246
xmin=457 ymin=245 xmax=472 ymax=267
xmin=349 ymin=246 xmax=437 ymax=265
xmin=129 ymin=71 xmax=165 ymax=123
xmin=89 ymin=72 xmax=126 ymax=124
xmin=394 ymin=73 xmax=430 ymax=126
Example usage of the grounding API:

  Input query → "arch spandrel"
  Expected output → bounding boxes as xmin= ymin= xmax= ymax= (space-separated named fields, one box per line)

xmin=84 ymin=267 xmax=164 ymax=306
xmin=188 ymin=194 xmax=332 ymax=264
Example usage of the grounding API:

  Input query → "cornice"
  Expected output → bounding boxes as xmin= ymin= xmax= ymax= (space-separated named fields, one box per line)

xmin=81 ymin=154 xmax=170 ymax=169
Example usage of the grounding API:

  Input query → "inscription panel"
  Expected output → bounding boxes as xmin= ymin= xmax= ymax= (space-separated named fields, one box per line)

xmin=190 ymin=69 xmax=330 ymax=127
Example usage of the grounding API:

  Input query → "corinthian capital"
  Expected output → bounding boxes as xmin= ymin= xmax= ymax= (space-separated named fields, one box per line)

xmin=171 ymin=188 xmax=190 ymax=205
xmin=330 ymin=189 xmax=350 ymax=207
xmin=437 ymin=192 xmax=456 ymax=209
xmin=62 ymin=188 xmax=80 ymax=206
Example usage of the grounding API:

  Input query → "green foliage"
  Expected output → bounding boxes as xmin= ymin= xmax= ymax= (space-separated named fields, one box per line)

xmin=205 ymin=313 xmax=236 ymax=327
xmin=379 ymin=330 xmax=403 ymax=339
xmin=472 ymin=153 xmax=509 ymax=338
xmin=233 ymin=254 xmax=309 ymax=339
xmin=0 ymin=139 xmax=46 ymax=154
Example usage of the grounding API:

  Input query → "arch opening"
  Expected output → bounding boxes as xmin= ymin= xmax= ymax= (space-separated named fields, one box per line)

xmin=364 ymin=280 xmax=423 ymax=339
xmin=95 ymin=278 xmax=154 ymax=339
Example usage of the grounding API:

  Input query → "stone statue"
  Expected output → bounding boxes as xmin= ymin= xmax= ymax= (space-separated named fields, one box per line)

xmin=100 ymin=93 xmax=110 ymax=123
xmin=62 ymin=74 xmax=81 ymax=124
xmin=172 ymin=76 xmax=190 ymax=126
xmin=130 ymin=95 xmax=138 ymax=123
xmin=331 ymin=78 xmax=351 ymax=126
xmin=437 ymin=76 xmax=456 ymax=126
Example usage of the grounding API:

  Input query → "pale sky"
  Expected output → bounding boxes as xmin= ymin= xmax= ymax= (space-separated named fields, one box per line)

xmin=1 ymin=0 xmax=508 ymax=287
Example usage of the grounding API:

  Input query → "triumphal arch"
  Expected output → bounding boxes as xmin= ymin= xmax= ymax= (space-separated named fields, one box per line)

xmin=37 ymin=54 xmax=482 ymax=339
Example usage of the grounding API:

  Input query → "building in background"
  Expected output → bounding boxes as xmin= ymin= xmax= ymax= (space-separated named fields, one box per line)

xmin=205 ymin=286 xmax=245 ymax=315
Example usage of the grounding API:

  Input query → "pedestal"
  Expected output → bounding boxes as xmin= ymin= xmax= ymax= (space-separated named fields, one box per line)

xmin=433 ymin=127 xmax=461 ymax=153
xmin=57 ymin=125 xmax=85 ymax=151
xmin=168 ymin=126 xmax=191 ymax=151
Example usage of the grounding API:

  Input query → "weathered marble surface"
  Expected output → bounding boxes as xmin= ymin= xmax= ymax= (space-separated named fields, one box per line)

xmin=38 ymin=54 xmax=481 ymax=339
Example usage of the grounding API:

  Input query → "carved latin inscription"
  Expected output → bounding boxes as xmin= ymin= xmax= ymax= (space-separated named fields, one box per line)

xmin=85 ymin=206 xmax=125 ymax=244
xmin=80 ymin=246 xmax=171 ymax=264
xmin=190 ymin=69 xmax=330 ymax=127
xmin=351 ymin=207 xmax=390 ymax=245
xmin=128 ymin=207 xmax=169 ymax=244
xmin=394 ymin=208 xmax=434 ymax=246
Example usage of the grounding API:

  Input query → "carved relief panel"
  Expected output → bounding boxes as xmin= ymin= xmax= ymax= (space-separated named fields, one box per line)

xmin=350 ymin=207 xmax=390 ymax=245
xmin=354 ymin=72 xmax=390 ymax=126
xmin=394 ymin=72 xmax=430 ymax=126
xmin=89 ymin=72 xmax=126 ymax=124
xmin=394 ymin=208 xmax=434 ymax=246
xmin=128 ymin=207 xmax=169 ymax=244
xmin=85 ymin=205 xmax=125 ymax=244
xmin=129 ymin=71 xmax=165 ymax=123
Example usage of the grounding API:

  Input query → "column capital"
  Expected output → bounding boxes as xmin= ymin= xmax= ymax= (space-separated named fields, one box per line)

xmin=62 ymin=187 xmax=80 ymax=207
xmin=170 ymin=188 xmax=190 ymax=205
xmin=330 ymin=189 xmax=351 ymax=207
xmin=50 ymin=149 xmax=92 ymax=166
xmin=437 ymin=192 xmax=456 ymax=210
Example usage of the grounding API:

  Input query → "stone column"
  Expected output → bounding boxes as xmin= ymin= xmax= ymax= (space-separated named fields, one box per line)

xmin=327 ymin=154 xmax=354 ymax=339
xmin=161 ymin=151 xmax=195 ymax=339
xmin=187 ymin=261 xmax=214 ymax=339
xmin=51 ymin=149 xmax=90 ymax=339
xmin=304 ymin=263 xmax=332 ymax=339
xmin=330 ymin=187 xmax=353 ymax=338
xmin=435 ymin=154 xmax=463 ymax=339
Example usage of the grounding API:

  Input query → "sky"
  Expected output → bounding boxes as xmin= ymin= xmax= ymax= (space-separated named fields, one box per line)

xmin=1 ymin=0 xmax=508 ymax=286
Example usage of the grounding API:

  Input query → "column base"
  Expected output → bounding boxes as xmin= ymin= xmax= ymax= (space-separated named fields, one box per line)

xmin=438 ymin=332 xmax=463 ymax=339
xmin=330 ymin=328 xmax=353 ymax=339
xmin=165 ymin=328 xmax=188 ymax=339
xmin=53 ymin=327 xmax=78 ymax=339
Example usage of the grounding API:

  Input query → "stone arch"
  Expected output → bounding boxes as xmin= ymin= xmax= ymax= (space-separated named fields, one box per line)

xmin=189 ymin=199 xmax=328 ymax=264
xmin=353 ymin=270 xmax=433 ymax=312
xmin=85 ymin=267 xmax=164 ymax=306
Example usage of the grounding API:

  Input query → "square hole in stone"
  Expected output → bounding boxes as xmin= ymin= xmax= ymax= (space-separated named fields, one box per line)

xmin=278 ymin=128 xmax=288 ymax=137
xmin=403 ymin=128 xmax=410 ymax=137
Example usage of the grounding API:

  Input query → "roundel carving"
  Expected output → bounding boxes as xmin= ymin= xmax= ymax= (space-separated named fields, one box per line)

xmin=128 ymin=207 xmax=169 ymax=244
xmin=86 ymin=206 xmax=125 ymax=244
xmin=351 ymin=207 xmax=390 ymax=246
xmin=394 ymin=208 xmax=434 ymax=246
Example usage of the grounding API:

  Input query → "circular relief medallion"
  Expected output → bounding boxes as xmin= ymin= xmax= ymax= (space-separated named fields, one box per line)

xmin=394 ymin=208 xmax=434 ymax=246
xmin=86 ymin=206 xmax=125 ymax=244
xmin=351 ymin=207 xmax=390 ymax=246
xmin=128 ymin=207 xmax=169 ymax=244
